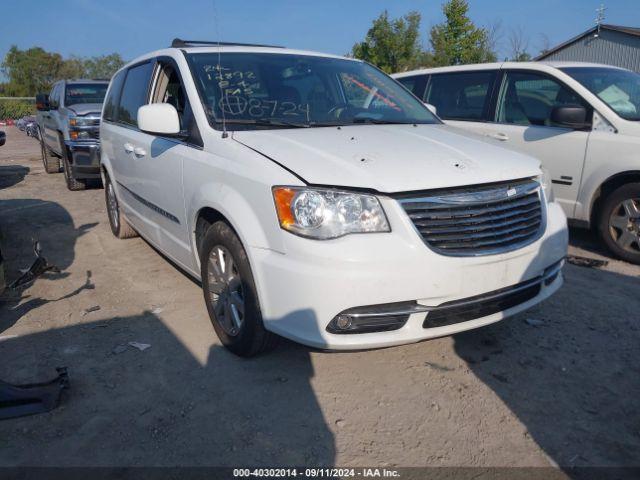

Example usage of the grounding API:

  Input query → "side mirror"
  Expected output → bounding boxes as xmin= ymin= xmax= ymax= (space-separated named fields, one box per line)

xmin=138 ymin=103 xmax=181 ymax=136
xmin=0 ymin=131 xmax=5 ymax=147
xmin=550 ymin=105 xmax=590 ymax=129
xmin=424 ymin=102 xmax=437 ymax=116
xmin=35 ymin=93 xmax=50 ymax=111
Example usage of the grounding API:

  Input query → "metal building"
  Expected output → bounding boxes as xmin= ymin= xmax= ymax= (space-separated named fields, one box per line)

xmin=536 ymin=24 xmax=640 ymax=72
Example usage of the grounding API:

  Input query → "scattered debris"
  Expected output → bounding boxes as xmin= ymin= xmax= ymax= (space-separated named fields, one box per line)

xmin=424 ymin=361 xmax=454 ymax=372
xmin=8 ymin=241 xmax=60 ymax=290
xmin=566 ymin=255 xmax=608 ymax=268
xmin=525 ymin=318 xmax=545 ymax=327
xmin=491 ymin=373 xmax=510 ymax=384
xmin=0 ymin=367 xmax=69 ymax=420
xmin=151 ymin=306 xmax=164 ymax=315
xmin=112 ymin=344 xmax=128 ymax=355
xmin=128 ymin=341 xmax=151 ymax=352
xmin=335 ymin=419 xmax=346 ymax=427
xmin=82 ymin=305 xmax=101 ymax=315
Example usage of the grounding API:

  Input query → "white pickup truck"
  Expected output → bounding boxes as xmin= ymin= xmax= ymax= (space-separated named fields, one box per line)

xmin=394 ymin=62 xmax=640 ymax=264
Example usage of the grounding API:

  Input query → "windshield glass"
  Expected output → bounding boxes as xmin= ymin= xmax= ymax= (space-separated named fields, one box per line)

xmin=186 ymin=52 xmax=439 ymax=129
xmin=561 ymin=67 xmax=640 ymax=121
xmin=64 ymin=83 xmax=108 ymax=106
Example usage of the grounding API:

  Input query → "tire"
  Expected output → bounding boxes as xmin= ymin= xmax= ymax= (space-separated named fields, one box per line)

xmin=104 ymin=173 xmax=138 ymax=239
xmin=597 ymin=183 xmax=640 ymax=265
xmin=62 ymin=154 xmax=86 ymax=191
xmin=200 ymin=221 xmax=277 ymax=357
xmin=40 ymin=134 xmax=61 ymax=174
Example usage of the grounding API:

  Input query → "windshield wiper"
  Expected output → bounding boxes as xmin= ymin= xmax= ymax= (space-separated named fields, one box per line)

xmin=217 ymin=118 xmax=311 ymax=128
xmin=351 ymin=118 xmax=418 ymax=125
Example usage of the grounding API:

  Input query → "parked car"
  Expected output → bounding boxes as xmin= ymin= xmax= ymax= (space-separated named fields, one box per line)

xmin=393 ymin=62 xmax=640 ymax=264
xmin=101 ymin=39 xmax=568 ymax=356
xmin=15 ymin=117 xmax=30 ymax=131
xmin=0 ymin=130 xmax=5 ymax=294
xmin=25 ymin=117 xmax=39 ymax=139
xmin=35 ymin=79 xmax=109 ymax=190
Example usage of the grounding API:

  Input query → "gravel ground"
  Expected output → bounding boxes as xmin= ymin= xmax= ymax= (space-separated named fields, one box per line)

xmin=0 ymin=126 xmax=639 ymax=471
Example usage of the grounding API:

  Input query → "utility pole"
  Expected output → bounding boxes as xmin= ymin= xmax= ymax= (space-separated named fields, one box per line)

xmin=595 ymin=4 xmax=606 ymax=37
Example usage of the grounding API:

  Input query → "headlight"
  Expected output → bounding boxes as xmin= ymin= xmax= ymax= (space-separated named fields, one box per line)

xmin=272 ymin=186 xmax=390 ymax=239
xmin=69 ymin=117 xmax=92 ymax=127
xmin=69 ymin=130 xmax=91 ymax=140
xmin=540 ymin=168 xmax=555 ymax=203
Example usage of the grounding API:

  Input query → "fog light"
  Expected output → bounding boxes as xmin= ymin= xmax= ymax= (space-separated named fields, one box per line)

xmin=335 ymin=315 xmax=352 ymax=330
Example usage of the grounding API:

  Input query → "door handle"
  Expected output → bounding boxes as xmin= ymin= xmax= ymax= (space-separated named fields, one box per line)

xmin=488 ymin=132 xmax=509 ymax=141
xmin=124 ymin=143 xmax=134 ymax=153
xmin=133 ymin=147 xmax=146 ymax=157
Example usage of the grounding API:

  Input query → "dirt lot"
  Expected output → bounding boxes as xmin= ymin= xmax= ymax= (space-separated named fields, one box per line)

xmin=1 ymin=126 xmax=639 ymax=471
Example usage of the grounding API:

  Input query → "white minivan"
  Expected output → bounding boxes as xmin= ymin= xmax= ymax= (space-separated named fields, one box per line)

xmin=100 ymin=40 xmax=567 ymax=356
xmin=393 ymin=62 xmax=640 ymax=264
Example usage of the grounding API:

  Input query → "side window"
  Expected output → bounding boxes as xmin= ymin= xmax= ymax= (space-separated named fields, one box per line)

xmin=496 ymin=71 xmax=589 ymax=127
xmin=118 ymin=62 xmax=154 ymax=127
xmin=425 ymin=71 xmax=496 ymax=121
xmin=396 ymin=75 xmax=428 ymax=99
xmin=150 ymin=61 xmax=193 ymax=131
xmin=103 ymin=70 xmax=126 ymax=122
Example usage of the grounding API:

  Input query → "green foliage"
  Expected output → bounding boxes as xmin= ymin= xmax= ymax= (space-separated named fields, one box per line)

xmin=1 ymin=46 xmax=65 ymax=96
xmin=0 ymin=100 xmax=35 ymax=119
xmin=351 ymin=11 xmax=424 ymax=73
xmin=511 ymin=52 xmax=532 ymax=62
xmin=429 ymin=0 xmax=497 ymax=66
xmin=1 ymin=46 xmax=125 ymax=97
xmin=351 ymin=1 xmax=497 ymax=73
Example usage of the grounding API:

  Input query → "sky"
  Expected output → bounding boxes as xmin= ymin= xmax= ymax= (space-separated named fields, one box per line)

xmin=2 ymin=0 xmax=640 ymax=70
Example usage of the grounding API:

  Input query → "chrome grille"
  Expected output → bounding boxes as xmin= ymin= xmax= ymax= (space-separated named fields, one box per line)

xmin=398 ymin=178 xmax=544 ymax=256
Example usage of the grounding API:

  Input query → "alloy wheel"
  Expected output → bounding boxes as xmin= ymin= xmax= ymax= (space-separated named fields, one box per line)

xmin=608 ymin=198 xmax=640 ymax=254
xmin=107 ymin=181 xmax=120 ymax=230
xmin=207 ymin=245 xmax=245 ymax=336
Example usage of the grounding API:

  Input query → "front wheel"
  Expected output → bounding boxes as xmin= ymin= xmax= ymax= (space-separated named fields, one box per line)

xmin=200 ymin=221 xmax=277 ymax=357
xmin=104 ymin=173 xmax=138 ymax=239
xmin=62 ymin=154 xmax=86 ymax=191
xmin=598 ymin=183 xmax=640 ymax=264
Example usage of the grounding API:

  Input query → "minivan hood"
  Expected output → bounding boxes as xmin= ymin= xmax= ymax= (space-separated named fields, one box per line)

xmin=233 ymin=124 xmax=541 ymax=193
xmin=66 ymin=103 xmax=103 ymax=116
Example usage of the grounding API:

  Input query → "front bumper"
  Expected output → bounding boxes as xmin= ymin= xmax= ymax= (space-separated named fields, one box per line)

xmin=64 ymin=141 xmax=101 ymax=179
xmin=250 ymin=198 xmax=569 ymax=350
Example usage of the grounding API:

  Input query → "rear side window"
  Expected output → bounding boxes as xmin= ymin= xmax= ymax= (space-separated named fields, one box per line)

xmin=118 ymin=62 xmax=154 ymax=127
xmin=397 ymin=75 xmax=428 ymax=101
xmin=103 ymin=70 xmax=126 ymax=122
xmin=425 ymin=71 xmax=496 ymax=121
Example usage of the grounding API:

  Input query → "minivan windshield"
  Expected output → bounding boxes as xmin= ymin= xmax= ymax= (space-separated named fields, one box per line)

xmin=64 ymin=83 xmax=108 ymax=106
xmin=561 ymin=67 xmax=640 ymax=121
xmin=186 ymin=52 xmax=439 ymax=129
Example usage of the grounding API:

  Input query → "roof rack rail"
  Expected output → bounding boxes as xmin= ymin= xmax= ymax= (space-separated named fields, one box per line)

xmin=171 ymin=38 xmax=284 ymax=49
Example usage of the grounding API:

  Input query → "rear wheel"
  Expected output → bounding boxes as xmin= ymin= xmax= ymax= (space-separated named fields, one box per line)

xmin=598 ymin=183 xmax=640 ymax=264
xmin=62 ymin=154 xmax=86 ymax=191
xmin=104 ymin=173 xmax=138 ymax=239
xmin=200 ymin=221 xmax=277 ymax=357
xmin=40 ymin=133 xmax=60 ymax=174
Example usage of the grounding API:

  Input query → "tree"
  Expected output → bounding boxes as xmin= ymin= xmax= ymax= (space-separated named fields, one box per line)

xmin=429 ymin=0 xmax=496 ymax=66
xmin=83 ymin=53 xmax=125 ymax=79
xmin=1 ymin=47 xmax=125 ymax=96
xmin=508 ymin=26 xmax=531 ymax=61
xmin=351 ymin=11 xmax=425 ymax=73
xmin=1 ymin=46 xmax=65 ymax=96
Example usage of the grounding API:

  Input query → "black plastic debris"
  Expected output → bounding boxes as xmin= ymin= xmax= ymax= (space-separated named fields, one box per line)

xmin=566 ymin=255 xmax=609 ymax=268
xmin=8 ymin=241 xmax=60 ymax=290
xmin=0 ymin=367 xmax=69 ymax=420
